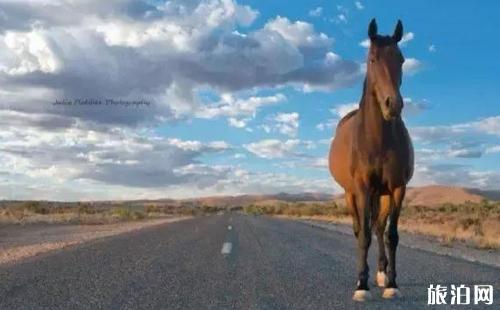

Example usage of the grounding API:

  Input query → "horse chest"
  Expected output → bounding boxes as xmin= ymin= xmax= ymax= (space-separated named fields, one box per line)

xmin=352 ymin=148 xmax=407 ymax=191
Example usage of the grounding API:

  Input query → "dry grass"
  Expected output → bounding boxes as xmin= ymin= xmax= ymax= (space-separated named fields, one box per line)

xmin=243 ymin=200 xmax=500 ymax=249
xmin=399 ymin=201 xmax=500 ymax=249
xmin=0 ymin=201 xmax=225 ymax=225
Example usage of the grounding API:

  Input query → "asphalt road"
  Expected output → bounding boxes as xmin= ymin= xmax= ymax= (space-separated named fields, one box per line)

xmin=0 ymin=214 xmax=498 ymax=309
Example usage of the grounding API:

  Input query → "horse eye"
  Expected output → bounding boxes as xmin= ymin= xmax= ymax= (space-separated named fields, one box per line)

xmin=370 ymin=59 xmax=375 ymax=64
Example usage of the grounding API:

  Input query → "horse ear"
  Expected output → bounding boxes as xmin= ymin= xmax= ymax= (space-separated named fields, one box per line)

xmin=393 ymin=20 xmax=403 ymax=42
xmin=368 ymin=18 xmax=377 ymax=41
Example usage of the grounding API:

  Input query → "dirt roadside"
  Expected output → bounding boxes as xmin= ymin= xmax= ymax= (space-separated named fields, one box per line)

xmin=0 ymin=217 xmax=191 ymax=266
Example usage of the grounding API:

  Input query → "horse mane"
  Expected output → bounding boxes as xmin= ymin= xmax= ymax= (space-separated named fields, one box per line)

xmin=337 ymin=109 xmax=358 ymax=129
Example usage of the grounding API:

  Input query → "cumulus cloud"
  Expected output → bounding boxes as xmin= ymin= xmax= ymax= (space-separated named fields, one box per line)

xmin=411 ymin=116 xmax=500 ymax=144
xmin=359 ymin=32 xmax=413 ymax=48
xmin=399 ymin=32 xmax=414 ymax=46
xmin=359 ymin=39 xmax=370 ymax=48
xmin=261 ymin=112 xmax=300 ymax=137
xmin=0 ymin=0 xmax=361 ymax=128
xmin=0 ymin=112 xmax=230 ymax=189
xmin=316 ymin=102 xmax=357 ymax=131
xmin=244 ymin=139 xmax=301 ymax=159
xmin=355 ymin=2 xmax=365 ymax=10
xmin=265 ymin=16 xmax=332 ymax=48
xmin=485 ymin=145 xmax=500 ymax=154
xmin=408 ymin=116 xmax=500 ymax=174
xmin=228 ymin=117 xmax=250 ymax=128
xmin=196 ymin=93 xmax=286 ymax=119
xmin=402 ymin=98 xmax=428 ymax=116
xmin=332 ymin=102 xmax=358 ymax=118
xmin=403 ymin=58 xmax=423 ymax=75
xmin=411 ymin=163 xmax=500 ymax=190
xmin=308 ymin=7 xmax=323 ymax=17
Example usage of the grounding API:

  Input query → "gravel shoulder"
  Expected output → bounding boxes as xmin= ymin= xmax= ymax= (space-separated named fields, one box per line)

xmin=296 ymin=218 xmax=500 ymax=268
xmin=0 ymin=217 xmax=191 ymax=266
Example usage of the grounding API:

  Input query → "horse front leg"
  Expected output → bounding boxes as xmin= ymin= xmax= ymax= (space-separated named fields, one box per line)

xmin=375 ymin=195 xmax=391 ymax=287
xmin=352 ymin=189 xmax=373 ymax=302
xmin=383 ymin=186 xmax=405 ymax=299
xmin=345 ymin=192 xmax=360 ymax=238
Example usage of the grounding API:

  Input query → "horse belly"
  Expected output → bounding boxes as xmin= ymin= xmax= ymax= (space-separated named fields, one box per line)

xmin=329 ymin=124 xmax=354 ymax=191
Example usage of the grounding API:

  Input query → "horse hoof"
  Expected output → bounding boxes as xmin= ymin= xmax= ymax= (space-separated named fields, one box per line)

xmin=382 ymin=288 xmax=402 ymax=299
xmin=376 ymin=271 xmax=387 ymax=288
xmin=352 ymin=290 xmax=372 ymax=302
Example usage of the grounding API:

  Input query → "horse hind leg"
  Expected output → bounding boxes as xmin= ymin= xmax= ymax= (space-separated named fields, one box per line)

xmin=374 ymin=195 xmax=391 ymax=288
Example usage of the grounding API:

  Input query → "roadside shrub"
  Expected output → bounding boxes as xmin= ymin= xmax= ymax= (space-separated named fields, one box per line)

xmin=111 ymin=207 xmax=146 ymax=221
xmin=78 ymin=203 xmax=97 ymax=214
xmin=21 ymin=201 xmax=48 ymax=214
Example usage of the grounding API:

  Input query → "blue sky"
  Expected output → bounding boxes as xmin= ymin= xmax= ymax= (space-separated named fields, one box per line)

xmin=0 ymin=0 xmax=498 ymax=200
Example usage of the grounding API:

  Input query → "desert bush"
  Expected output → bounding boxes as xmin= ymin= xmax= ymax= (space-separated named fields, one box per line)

xmin=21 ymin=201 xmax=48 ymax=214
xmin=459 ymin=217 xmax=480 ymax=230
xmin=242 ymin=202 xmax=344 ymax=217
xmin=111 ymin=207 xmax=146 ymax=221
xmin=78 ymin=203 xmax=97 ymax=215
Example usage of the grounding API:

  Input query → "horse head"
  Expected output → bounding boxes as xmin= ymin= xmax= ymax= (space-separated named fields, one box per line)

xmin=366 ymin=19 xmax=405 ymax=121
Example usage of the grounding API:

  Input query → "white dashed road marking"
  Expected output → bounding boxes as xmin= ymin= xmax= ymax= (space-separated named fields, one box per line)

xmin=221 ymin=242 xmax=232 ymax=255
xmin=228 ymin=225 xmax=232 ymax=230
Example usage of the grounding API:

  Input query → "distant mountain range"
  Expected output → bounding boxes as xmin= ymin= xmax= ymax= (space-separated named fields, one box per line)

xmin=1 ymin=186 xmax=497 ymax=207
xmin=181 ymin=186 xmax=498 ymax=207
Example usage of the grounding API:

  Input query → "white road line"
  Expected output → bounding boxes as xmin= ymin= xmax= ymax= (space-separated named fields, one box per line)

xmin=228 ymin=225 xmax=232 ymax=230
xmin=221 ymin=242 xmax=232 ymax=255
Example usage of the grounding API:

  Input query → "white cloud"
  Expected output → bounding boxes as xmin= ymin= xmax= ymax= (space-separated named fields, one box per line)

xmin=411 ymin=116 xmax=500 ymax=144
xmin=332 ymin=102 xmax=358 ymax=118
xmin=403 ymin=98 xmax=428 ymax=116
xmin=264 ymin=16 xmax=332 ymax=48
xmin=316 ymin=102 xmax=358 ymax=131
xmin=448 ymin=149 xmax=482 ymax=158
xmin=359 ymin=39 xmax=370 ymax=48
xmin=403 ymin=58 xmax=423 ymax=75
xmin=410 ymin=163 xmax=500 ymax=190
xmin=3 ymin=30 xmax=62 ymax=75
xmin=360 ymin=32 xmax=413 ymax=48
xmin=197 ymin=93 xmax=285 ymax=118
xmin=0 ymin=0 xmax=361 ymax=129
xmin=485 ymin=145 xmax=500 ymax=154
xmin=399 ymin=32 xmax=414 ymax=46
xmin=472 ymin=116 xmax=500 ymax=136
xmin=311 ymin=157 xmax=328 ymax=168
xmin=336 ymin=14 xmax=348 ymax=23
xmin=308 ymin=7 xmax=323 ymax=17
xmin=228 ymin=117 xmax=249 ymax=128
xmin=0 ymin=111 xmax=231 ymax=191
xmin=355 ymin=1 xmax=364 ymax=10
xmin=244 ymin=139 xmax=300 ymax=159
xmin=428 ymin=44 xmax=437 ymax=52
xmin=317 ymin=98 xmax=428 ymax=132
xmin=262 ymin=112 xmax=300 ymax=137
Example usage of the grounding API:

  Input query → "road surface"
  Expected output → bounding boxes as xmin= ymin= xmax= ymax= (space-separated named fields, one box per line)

xmin=0 ymin=214 xmax=498 ymax=309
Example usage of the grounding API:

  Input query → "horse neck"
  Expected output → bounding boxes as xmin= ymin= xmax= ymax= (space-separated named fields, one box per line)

xmin=358 ymin=82 xmax=390 ymax=151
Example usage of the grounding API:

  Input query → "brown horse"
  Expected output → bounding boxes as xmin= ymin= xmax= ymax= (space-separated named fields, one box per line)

xmin=329 ymin=19 xmax=414 ymax=301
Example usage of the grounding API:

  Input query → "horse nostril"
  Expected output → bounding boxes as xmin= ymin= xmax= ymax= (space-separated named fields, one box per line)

xmin=385 ymin=97 xmax=391 ymax=108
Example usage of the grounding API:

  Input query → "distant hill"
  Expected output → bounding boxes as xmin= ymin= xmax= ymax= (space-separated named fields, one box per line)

xmin=1 ymin=186 xmax=497 ymax=208
xmin=182 ymin=192 xmax=335 ymax=207
xmin=404 ymin=185 xmax=489 ymax=207
xmin=180 ymin=186 xmax=498 ymax=207
xmin=328 ymin=185 xmax=498 ymax=207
